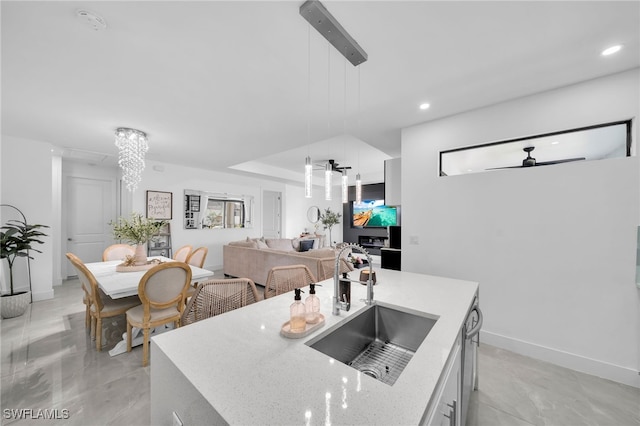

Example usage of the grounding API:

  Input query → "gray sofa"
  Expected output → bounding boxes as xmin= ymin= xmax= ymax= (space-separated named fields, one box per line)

xmin=222 ymin=238 xmax=351 ymax=286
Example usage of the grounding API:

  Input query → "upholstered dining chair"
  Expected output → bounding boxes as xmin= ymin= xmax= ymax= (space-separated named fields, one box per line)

xmin=263 ymin=265 xmax=317 ymax=299
xmin=173 ymin=245 xmax=193 ymax=263
xmin=102 ymin=244 xmax=135 ymax=261
xmin=126 ymin=262 xmax=192 ymax=367
xmin=66 ymin=253 xmax=141 ymax=350
xmin=181 ymin=278 xmax=261 ymax=326
xmin=186 ymin=246 xmax=208 ymax=268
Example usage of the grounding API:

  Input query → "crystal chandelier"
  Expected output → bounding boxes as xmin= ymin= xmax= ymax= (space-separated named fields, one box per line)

xmin=115 ymin=127 xmax=148 ymax=192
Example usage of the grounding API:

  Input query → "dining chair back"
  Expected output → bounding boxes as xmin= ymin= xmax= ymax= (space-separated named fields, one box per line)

xmin=102 ymin=244 xmax=135 ymax=261
xmin=181 ymin=278 xmax=261 ymax=326
xmin=263 ymin=264 xmax=317 ymax=299
xmin=66 ymin=252 xmax=93 ymax=330
xmin=173 ymin=245 xmax=193 ymax=262
xmin=126 ymin=262 xmax=192 ymax=366
xmin=66 ymin=253 xmax=141 ymax=351
xmin=186 ymin=246 xmax=208 ymax=268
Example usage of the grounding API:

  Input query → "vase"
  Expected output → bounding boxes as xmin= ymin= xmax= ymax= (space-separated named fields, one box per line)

xmin=1 ymin=291 xmax=31 ymax=319
xmin=134 ymin=244 xmax=147 ymax=266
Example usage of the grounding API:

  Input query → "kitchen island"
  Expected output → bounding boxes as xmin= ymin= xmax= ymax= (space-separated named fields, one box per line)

xmin=151 ymin=268 xmax=478 ymax=425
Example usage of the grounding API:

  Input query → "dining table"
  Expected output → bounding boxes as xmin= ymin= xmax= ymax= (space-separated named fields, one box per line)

xmin=85 ymin=256 xmax=214 ymax=299
xmin=84 ymin=256 xmax=214 ymax=356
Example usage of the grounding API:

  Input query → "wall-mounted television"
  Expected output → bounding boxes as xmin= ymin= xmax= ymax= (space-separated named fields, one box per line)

xmin=352 ymin=199 xmax=398 ymax=228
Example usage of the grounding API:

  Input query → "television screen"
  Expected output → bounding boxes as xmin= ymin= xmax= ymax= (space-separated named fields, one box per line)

xmin=352 ymin=200 xmax=397 ymax=228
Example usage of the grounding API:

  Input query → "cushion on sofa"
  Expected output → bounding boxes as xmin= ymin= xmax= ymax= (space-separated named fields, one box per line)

xmin=299 ymin=239 xmax=315 ymax=252
xmin=256 ymin=239 xmax=269 ymax=249
xmin=265 ymin=238 xmax=295 ymax=252
xmin=293 ymin=236 xmax=319 ymax=251
xmin=229 ymin=240 xmax=258 ymax=248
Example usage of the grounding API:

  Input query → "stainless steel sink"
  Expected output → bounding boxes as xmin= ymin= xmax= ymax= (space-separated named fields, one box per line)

xmin=305 ymin=302 xmax=438 ymax=385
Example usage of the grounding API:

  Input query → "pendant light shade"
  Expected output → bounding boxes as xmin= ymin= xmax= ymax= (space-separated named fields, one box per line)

xmin=341 ymin=170 xmax=348 ymax=203
xmin=355 ymin=173 xmax=362 ymax=204
xmin=325 ymin=163 xmax=332 ymax=201
xmin=304 ymin=156 xmax=313 ymax=198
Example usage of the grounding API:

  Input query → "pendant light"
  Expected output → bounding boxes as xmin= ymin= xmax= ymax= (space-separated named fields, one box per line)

xmin=341 ymin=170 xmax=348 ymax=203
xmin=341 ymin=55 xmax=349 ymax=204
xmin=325 ymin=162 xmax=332 ymax=200
xmin=305 ymin=156 xmax=313 ymax=198
xmin=304 ymin=24 xmax=313 ymax=198
xmin=355 ymin=67 xmax=362 ymax=204
xmin=324 ymin=41 xmax=332 ymax=201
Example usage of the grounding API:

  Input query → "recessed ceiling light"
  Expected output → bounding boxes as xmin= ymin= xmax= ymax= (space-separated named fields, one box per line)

xmin=551 ymin=141 xmax=559 ymax=145
xmin=601 ymin=45 xmax=622 ymax=56
xmin=419 ymin=103 xmax=430 ymax=110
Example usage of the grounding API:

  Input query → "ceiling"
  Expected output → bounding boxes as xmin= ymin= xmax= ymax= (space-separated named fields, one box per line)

xmin=2 ymin=1 xmax=639 ymax=185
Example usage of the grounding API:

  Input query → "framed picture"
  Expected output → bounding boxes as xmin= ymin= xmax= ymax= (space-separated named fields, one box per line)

xmin=146 ymin=190 xmax=173 ymax=220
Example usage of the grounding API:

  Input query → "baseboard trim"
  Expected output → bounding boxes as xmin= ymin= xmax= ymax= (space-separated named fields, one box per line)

xmin=32 ymin=290 xmax=54 ymax=302
xmin=480 ymin=330 xmax=640 ymax=388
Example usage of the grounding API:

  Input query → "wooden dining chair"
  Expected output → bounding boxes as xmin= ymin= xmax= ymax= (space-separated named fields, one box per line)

xmin=263 ymin=265 xmax=317 ymax=299
xmin=126 ymin=262 xmax=192 ymax=367
xmin=186 ymin=246 xmax=208 ymax=268
xmin=181 ymin=278 xmax=261 ymax=326
xmin=102 ymin=244 xmax=135 ymax=261
xmin=173 ymin=245 xmax=193 ymax=262
xmin=66 ymin=253 xmax=141 ymax=350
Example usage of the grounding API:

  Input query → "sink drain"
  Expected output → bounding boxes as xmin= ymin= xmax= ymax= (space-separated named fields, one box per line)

xmin=348 ymin=340 xmax=415 ymax=385
xmin=353 ymin=364 xmax=381 ymax=380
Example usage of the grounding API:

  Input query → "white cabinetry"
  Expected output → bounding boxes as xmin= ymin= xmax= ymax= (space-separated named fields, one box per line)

xmin=424 ymin=333 xmax=462 ymax=426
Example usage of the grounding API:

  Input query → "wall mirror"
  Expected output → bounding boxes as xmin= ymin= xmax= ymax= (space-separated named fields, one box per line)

xmin=184 ymin=190 xmax=253 ymax=229
xmin=440 ymin=120 xmax=632 ymax=176
xmin=307 ymin=206 xmax=320 ymax=223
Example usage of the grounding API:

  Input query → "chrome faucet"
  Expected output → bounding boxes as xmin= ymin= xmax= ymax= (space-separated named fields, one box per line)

xmin=333 ymin=243 xmax=374 ymax=315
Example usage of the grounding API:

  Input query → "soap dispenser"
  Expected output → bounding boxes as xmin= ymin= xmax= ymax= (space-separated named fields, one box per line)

xmin=305 ymin=283 xmax=321 ymax=324
xmin=289 ymin=288 xmax=306 ymax=332
xmin=339 ymin=273 xmax=351 ymax=311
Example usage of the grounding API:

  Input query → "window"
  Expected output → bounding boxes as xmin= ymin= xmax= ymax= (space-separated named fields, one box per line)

xmin=439 ymin=120 xmax=632 ymax=176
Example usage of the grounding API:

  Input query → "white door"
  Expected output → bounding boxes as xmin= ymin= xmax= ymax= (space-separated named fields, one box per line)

xmin=262 ymin=191 xmax=281 ymax=239
xmin=66 ymin=176 xmax=115 ymax=277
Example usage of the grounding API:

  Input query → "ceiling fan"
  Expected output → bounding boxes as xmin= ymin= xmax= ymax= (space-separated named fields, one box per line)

xmin=487 ymin=146 xmax=585 ymax=170
xmin=314 ymin=159 xmax=352 ymax=172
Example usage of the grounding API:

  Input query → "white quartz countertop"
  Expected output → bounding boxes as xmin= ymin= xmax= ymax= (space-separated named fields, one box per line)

xmin=152 ymin=268 xmax=478 ymax=425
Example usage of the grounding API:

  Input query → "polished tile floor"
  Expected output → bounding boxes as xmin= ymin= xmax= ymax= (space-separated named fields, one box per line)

xmin=1 ymin=279 xmax=639 ymax=425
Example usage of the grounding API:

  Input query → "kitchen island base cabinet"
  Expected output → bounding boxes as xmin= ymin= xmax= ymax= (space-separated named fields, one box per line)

xmin=423 ymin=333 xmax=462 ymax=426
xmin=150 ymin=343 xmax=226 ymax=426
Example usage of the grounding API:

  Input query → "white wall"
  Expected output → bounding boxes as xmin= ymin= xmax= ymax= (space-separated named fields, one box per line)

xmin=1 ymin=136 xmax=55 ymax=301
xmin=402 ymin=68 xmax=640 ymax=387
xmin=131 ymin=160 xmax=290 ymax=271
xmin=284 ymin=183 xmax=344 ymax=245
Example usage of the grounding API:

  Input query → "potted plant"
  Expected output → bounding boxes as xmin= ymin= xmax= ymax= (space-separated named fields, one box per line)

xmin=319 ymin=207 xmax=341 ymax=247
xmin=0 ymin=219 xmax=48 ymax=318
xmin=110 ymin=213 xmax=166 ymax=265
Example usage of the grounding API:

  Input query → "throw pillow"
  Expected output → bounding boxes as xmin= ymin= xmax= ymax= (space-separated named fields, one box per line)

xmin=256 ymin=240 xmax=269 ymax=249
xmin=299 ymin=239 xmax=315 ymax=252
xmin=265 ymin=238 xmax=295 ymax=252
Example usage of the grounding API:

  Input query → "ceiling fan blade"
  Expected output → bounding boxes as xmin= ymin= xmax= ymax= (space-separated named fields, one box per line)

xmin=487 ymin=156 xmax=586 ymax=170
xmin=535 ymin=157 xmax=586 ymax=166
xmin=486 ymin=165 xmax=525 ymax=170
